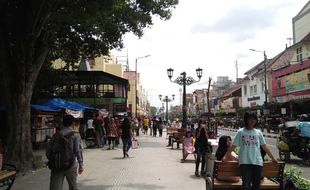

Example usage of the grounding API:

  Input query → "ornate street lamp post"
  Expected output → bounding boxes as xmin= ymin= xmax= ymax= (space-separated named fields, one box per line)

xmin=159 ymin=94 xmax=175 ymax=122
xmin=167 ymin=68 xmax=203 ymax=128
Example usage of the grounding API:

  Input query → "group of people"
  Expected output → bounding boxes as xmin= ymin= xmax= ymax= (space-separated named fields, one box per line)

xmin=132 ymin=116 xmax=166 ymax=137
xmin=83 ymin=114 xmax=121 ymax=149
xmin=45 ymin=111 xmax=278 ymax=190
xmin=181 ymin=112 xmax=277 ymax=190
xmin=46 ymin=114 xmax=138 ymax=190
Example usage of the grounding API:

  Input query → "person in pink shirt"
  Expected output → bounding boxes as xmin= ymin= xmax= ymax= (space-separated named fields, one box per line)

xmin=182 ymin=131 xmax=196 ymax=161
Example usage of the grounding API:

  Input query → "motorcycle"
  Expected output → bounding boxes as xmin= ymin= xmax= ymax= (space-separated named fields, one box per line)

xmin=277 ymin=120 xmax=310 ymax=162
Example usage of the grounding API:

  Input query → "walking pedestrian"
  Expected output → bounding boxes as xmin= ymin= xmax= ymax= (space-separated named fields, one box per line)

xmin=106 ymin=118 xmax=118 ymax=150
xmin=121 ymin=117 xmax=133 ymax=158
xmin=225 ymin=112 xmax=277 ymax=190
xmin=114 ymin=117 xmax=121 ymax=147
xmin=46 ymin=115 xmax=84 ymax=190
xmin=194 ymin=120 xmax=208 ymax=177
xmin=152 ymin=117 xmax=158 ymax=137
xmin=93 ymin=114 xmax=103 ymax=148
xmin=143 ymin=117 xmax=149 ymax=135
xmin=158 ymin=117 xmax=164 ymax=137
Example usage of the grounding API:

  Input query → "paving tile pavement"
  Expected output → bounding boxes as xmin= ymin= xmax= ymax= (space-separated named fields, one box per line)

xmin=12 ymin=133 xmax=206 ymax=190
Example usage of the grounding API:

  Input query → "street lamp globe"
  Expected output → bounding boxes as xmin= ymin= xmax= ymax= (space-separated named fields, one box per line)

xmin=196 ymin=68 xmax=203 ymax=78
xmin=167 ymin=68 xmax=174 ymax=79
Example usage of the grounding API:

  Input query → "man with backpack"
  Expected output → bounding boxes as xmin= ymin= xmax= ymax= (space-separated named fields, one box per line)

xmin=46 ymin=114 xmax=84 ymax=190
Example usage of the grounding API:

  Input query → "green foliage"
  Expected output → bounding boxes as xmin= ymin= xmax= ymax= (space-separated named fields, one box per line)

xmin=150 ymin=106 xmax=157 ymax=117
xmin=48 ymin=0 xmax=179 ymax=63
xmin=215 ymin=111 xmax=226 ymax=117
xmin=284 ymin=167 xmax=310 ymax=189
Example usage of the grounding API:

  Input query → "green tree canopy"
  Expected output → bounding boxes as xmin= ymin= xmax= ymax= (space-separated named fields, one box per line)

xmin=0 ymin=0 xmax=178 ymax=171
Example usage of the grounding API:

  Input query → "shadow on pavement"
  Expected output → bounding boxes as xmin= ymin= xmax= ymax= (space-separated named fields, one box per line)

xmin=189 ymin=174 xmax=203 ymax=180
xmin=124 ymin=182 xmax=165 ymax=190
xmin=78 ymin=177 xmax=166 ymax=190
xmin=139 ymin=141 xmax=163 ymax=148
xmin=286 ymin=158 xmax=310 ymax=167
xmin=180 ymin=159 xmax=196 ymax=164
xmin=112 ymin=157 xmax=134 ymax=160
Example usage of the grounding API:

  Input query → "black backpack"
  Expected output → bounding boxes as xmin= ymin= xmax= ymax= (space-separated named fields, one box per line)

xmin=47 ymin=131 xmax=75 ymax=171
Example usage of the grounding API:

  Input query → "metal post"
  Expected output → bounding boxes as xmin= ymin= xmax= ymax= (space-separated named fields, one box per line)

xmin=263 ymin=51 xmax=268 ymax=108
xmin=135 ymin=58 xmax=138 ymax=117
xmin=165 ymin=96 xmax=169 ymax=122
xmin=182 ymin=72 xmax=187 ymax=129
xmin=134 ymin=55 xmax=151 ymax=117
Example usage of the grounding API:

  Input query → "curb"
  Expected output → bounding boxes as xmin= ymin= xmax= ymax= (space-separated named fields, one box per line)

xmin=218 ymin=127 xmax=278 ymax=139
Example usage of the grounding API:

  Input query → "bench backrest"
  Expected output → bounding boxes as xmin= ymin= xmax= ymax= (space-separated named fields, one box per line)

xmin=213 ymin=160 xmax=285 ymax=178
xmin=173 ymin=131 xmax=186 ymax=139
xmin=167 ymin=127 xmax=178 ymax=132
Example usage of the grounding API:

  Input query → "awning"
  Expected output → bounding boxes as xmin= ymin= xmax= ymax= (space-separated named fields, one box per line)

xmin=31 ymin=104 xmax=62 ymax=112
xmin=42 ymin=98 xmax=96 ymax=111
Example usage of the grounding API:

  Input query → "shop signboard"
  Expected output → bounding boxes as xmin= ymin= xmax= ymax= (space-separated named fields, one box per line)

xmin=285 ymin=68 xmax=310 ymax=93
xmin=275 ymin=91 xmax=310 ymax=103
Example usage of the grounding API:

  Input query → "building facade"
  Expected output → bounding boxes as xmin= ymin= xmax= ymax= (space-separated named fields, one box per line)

xmin=271 ymin=33 xmax=310 ymax=116
xmin=293 ymin=1 xmax=310 ymax=44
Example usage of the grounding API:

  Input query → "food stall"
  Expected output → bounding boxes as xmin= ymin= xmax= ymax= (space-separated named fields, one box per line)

xmin=31 ymin=105 xmax=62 ymax=148
xmin=31 ymin=98 xmax=97 ymax=148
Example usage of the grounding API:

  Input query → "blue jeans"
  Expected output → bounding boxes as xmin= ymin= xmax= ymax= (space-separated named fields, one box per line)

xmin=240 ymin=164 xmax=262 ymax=190
xmin=122 ymin=137 xmax=131 ymax=154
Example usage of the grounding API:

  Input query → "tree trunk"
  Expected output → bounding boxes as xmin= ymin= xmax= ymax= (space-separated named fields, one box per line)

xmin=0 ymin=0 xmax=52 ymax=172
xmin=5 ymin=86 xmax=34 ymax=171
xmin=2 ymin=47 xmax=48 ymax=172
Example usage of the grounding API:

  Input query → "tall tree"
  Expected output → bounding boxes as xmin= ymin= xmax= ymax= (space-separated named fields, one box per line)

xmin=0 ymin=0 xmax=178 ymax=172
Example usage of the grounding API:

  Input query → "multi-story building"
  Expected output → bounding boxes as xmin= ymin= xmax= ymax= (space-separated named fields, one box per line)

xmin=219 ymin=84 xmax=242 ymax=113
xmin=123 ymin=71 xmax=137 ymax=116
xmin=293 ymin=1 xmax=310 ymax=44
xmin=212 ymin=76 xmax=235 ymax=97
xmin=271 ymin=33 xmax=310 ymax=116
xmin=241 ymin=58 xmax=274 ymax=108
xmin=50 ymin=55 xmax=129 ymax=115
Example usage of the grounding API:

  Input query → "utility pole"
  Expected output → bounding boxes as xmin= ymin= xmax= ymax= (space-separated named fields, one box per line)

xmin=235 ymin=60 xmax=238 ymax=83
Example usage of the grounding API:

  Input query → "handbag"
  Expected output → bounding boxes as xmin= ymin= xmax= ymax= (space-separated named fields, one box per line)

xmin=132 ymin=139 xmax=139 ymax=149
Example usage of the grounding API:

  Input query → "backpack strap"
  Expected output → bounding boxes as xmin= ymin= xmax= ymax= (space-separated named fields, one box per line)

xmin=65 ymin=131 xmax=75 ymax=138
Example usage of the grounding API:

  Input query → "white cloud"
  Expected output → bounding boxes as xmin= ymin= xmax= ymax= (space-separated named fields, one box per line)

xmin=112 ymin=0 xmax=309 ymax=108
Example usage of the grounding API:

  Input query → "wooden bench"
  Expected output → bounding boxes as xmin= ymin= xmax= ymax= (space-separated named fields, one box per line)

xmin=166 ymin=127 xmax=179 ymax=138
xmin=206 ymin=161 xmax=285 ymax=190
xmin=0 ymin=164 xmax=17 ymax=190
xmin=171 ymin=131 xmax=186 ymax=149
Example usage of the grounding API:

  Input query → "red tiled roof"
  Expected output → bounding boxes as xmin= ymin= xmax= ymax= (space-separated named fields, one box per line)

xmin=301 ymin=32 xmax=310 ymax=41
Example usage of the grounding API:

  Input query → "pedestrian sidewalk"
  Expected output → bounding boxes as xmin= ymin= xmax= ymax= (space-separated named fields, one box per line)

xmin=218 ymin=126 xmax=279 ymax=139
xmin=12 ymin=133 xmax=205 ymax=190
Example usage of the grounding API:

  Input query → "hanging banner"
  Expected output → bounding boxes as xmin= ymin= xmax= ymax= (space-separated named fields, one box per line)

xmin=281 ymin=108 xmax=286 ymax=115
xmin=66 ymin=109 xmax=83 ymax=118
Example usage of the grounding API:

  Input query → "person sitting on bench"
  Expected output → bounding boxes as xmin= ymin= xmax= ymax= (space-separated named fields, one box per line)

xmin=215 ymin=135 xmax=240 ymax=182
xmin=182 ymin=131 xmax=196 ymax=162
